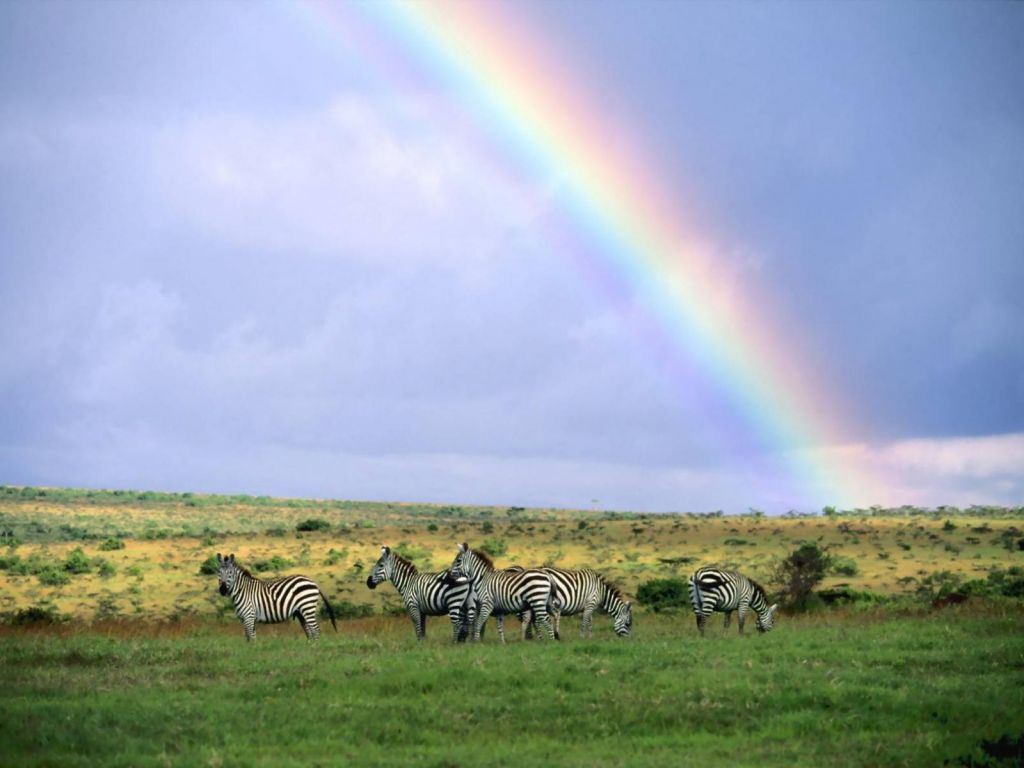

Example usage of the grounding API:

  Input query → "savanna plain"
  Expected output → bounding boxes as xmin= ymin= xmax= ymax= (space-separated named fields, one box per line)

xmin=1 ymin=487 xmax=1022 ymax=767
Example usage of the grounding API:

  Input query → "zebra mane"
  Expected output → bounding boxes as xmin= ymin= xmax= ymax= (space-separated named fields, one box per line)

xmin=388 ymin=550 xmax=419 ymax=573
xmin=469 ymin=546 xmax=496 ymax=570
xmin=748 ymin=577 xmax=769 ymax=602
xmin=232 ymin=560 xmax=257 ymax=579
xmin=602 ymin=576 xmax=627 ymax=603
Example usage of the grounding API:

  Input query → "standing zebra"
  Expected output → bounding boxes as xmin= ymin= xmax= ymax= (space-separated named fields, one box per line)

xmin=525 ymin=568 xmax=632 ymax=639
xmin=449 ymin=543 xmax=557 ymax=642
xmin=216 ymin=553 xmax=337 ymax=641
xmin=688 ymin=566 xmax=777 ymax=636
xmin=366 ymin=545 xmax=476 ymax=642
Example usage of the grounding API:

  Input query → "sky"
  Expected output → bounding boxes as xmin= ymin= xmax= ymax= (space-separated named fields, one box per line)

xmin=1 ymin=0 xmax=1022 ymax=513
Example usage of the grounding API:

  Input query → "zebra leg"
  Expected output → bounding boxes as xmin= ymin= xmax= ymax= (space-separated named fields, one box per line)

xmin=520 ymin=609 xmax=533 ymax=641
xmin=580 ymin=607 xmax=595 ymax=638
xmin=299 ymin=607 xmax=320 ymax=640
xmin=737 ymin=603 xmax=748 ymax=636
xmin=244 ymin=616 xmax=256 ymax=642
xmin=473 ymin=602 xmax=493 ymax=642
xmin=419 ymin=614 xmax=427 ymax=639
xmin=448 ymin=608 xmax=465 ymax=643
xmin=531 ymin=604 xmax=555 ymax=640
xmin=696 ymin=612 xmax=708 ymax=637
xmin=496 ymin=615 xmax=507 ymax=644
xmin=723 ymin=611 xmax=732 ymax=633
xmin=408 ymin=607 xmax=425 ymax=640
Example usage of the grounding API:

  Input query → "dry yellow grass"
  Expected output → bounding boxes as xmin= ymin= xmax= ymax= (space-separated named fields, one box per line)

xmin=1 ymin=496 xmax=1020 ymax=621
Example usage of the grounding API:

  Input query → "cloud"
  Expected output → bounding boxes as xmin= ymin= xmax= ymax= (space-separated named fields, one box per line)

xmin=158 ymin=95 xmax=547 ymax=265
xmin=812 ymin=433 xmax=1024 ymax=509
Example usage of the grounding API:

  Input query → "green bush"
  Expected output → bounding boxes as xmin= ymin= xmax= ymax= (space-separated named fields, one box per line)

xmin=63 ymin=547 xmax=93 ymax=574
xmin=198 ymin=555 xmax=220 ymax=576
xmin=296 ymin=519 xmax=330 ymax=532
xmin=831 ymin=556 xmax=859 ymax=576
xmin=9 ymin=604 xmax=64 ymax=624
xmin=963 ymin=567 xmax=1024 ymax=599
xmin=480 ymin=538 xmax=508 ymax=558
xmin=637 ymin=577 xmax=690 ymax=613
xmin=37 ymin=567 xmax=71 ymax=587
xmin=252 ymin=555 xmax=293 ymax=573
xmin=98 ymin=538 xmax=125 ymax=551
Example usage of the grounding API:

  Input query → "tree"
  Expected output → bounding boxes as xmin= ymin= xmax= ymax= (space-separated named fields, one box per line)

xmin=775 ymin=541 xmax=832 ymax=610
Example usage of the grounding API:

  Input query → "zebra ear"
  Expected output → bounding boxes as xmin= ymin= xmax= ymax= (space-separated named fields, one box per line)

xmin=459 ymin=542 xmax=468 ymax=552
xmin=216 ymin=553 xmax=223 ymax=563
xmin=229 ymin=553 xmax=235 ymax=562
xmin=381 ymin=545 xmax=389 ymax=555
xmin=769 ymin=604 xmax=778 ymax=616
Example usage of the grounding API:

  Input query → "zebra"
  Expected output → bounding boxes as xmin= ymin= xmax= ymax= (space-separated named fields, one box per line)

xmin=216 ymin=553 xmax=337 ymax=641
xmin=366 ymin=545 xmax=476 ymax=642
xmin=449 ymin=542 xmax=557 ymax=642
xmin=688 ymin=566 xmax=777 ymax=636
xmin=523 ymin=568 xmax=632 ymax=639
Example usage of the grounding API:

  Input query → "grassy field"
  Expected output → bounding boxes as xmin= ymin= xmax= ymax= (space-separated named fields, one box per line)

xmin=2 ymin=607 xmax=1022 ymax=767
xmin=1 ymin=487 xmax=1023 ymax=766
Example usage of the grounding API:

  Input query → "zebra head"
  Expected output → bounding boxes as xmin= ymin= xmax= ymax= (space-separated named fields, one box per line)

xmin=450 ymin=542 xmax=489 ymax=582
xmin=216 ymin=553 xmax=239 ymax=596
xmin=756 ymin=603 xmax=779 ymax=633
xmin=613 ymin=601 xmax=633 ymax=637
xmin=366 ymin=545 xmax=392 ymax=590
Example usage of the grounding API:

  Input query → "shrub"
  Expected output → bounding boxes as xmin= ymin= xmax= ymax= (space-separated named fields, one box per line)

xmin=637 ymin=577 xmax=690 ymax=613
xmin=963 ymin=567 xmax=1024 ymax=599
xmin=480 ymin=538 xmax=508 ymax=558
xmin=63 ymin=547 xmax=93 ymax=574
xmin=37 ymin=567 xmax=71 ymax=587
xmin=817 ymin=586 xmax=887 ymax=606
xmin=99 ymin=538 xmax=125 ymax=551
xmin=296 ymin=518 xmax=330 ymax=532
xmin=198 ymin=555 xmax=220 ymax=576
xmin=774 ymin=541 xmax=832 ymax=611
xmin=253 ymin=555 xmax=293 ymax=573
xmin=10 ymin=604 xmax=64 ymax=624
xmin=943 ymin=520 xmax=957 ymax=532
xmin=831 ymin=556 xmax=859 ymax=576
xmin=0 ymin=552 xmax=22 ymax=571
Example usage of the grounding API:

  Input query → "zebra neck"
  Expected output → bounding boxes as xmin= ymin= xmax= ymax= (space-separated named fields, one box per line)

xmin=468 ymin=556 xmax=492 ymax=585
xmin=601 ymin=585 xmax=625 ymax=614
xmin=749 ymin=585 xmax=770 ymax=616
xmin=231 ymin=569 xmax=259 ymax=597
xmin=388 ymin=558 xmax=417 ymax=593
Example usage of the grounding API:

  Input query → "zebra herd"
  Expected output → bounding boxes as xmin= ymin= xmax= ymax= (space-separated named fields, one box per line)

xmin=215 ymin=545 xmax=776 ymax=642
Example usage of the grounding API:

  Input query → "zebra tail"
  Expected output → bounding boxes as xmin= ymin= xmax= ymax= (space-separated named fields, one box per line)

xmin=688 ymin=577 xmax=701 ymax=612
xmin=320 ymin=589 xmax=338 ymax=632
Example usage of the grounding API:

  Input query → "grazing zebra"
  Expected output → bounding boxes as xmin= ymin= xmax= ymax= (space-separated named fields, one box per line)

xmin=449 ymin=543 xmax=557 ymax=642
xmin=688 ymin=566 xmax=777 ymax=636
xmin=216 ymin=553 xmax=337 ymax=641
xmin=366 ymin=545 xmax=476 ymax=642
xmin=524 ymin=568 xmax=632 ymax=639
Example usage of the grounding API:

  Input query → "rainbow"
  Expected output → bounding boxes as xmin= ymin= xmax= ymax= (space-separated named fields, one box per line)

xmin=294 ymin=1 xmax=880 ymax=509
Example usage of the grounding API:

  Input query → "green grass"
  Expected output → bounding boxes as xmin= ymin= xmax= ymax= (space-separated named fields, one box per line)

xmin=2 ymin=607 xmax=1022 ymax=767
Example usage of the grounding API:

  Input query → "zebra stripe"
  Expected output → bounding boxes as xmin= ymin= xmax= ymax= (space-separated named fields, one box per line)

xmin=366 ymin=545 xmax=475 ymax=642
xmin=216 ymin=553 xmax=336 ymax=642
xmin=526 ymin=568 xmax=632 ymax=638
xmin=688 ymin=566 xmax=778 ymax=636
xmin=449 ymin=543 xmax=557 ymax=642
